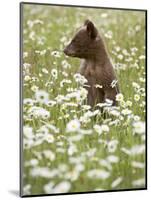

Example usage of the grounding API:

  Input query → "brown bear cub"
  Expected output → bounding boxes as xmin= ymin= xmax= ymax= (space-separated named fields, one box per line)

xmin=64 ymin=19 xmax=119 ymax=107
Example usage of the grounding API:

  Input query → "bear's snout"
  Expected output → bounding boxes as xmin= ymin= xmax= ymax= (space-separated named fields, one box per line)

xmin=63 ymin=46 xmax=70 ymax=56
xmin=63 ymin=44 xmax=75 ymax=57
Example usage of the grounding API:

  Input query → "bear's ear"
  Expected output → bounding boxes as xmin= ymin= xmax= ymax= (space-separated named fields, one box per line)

xmin=84 ymin=19 xmax=97 ymax=39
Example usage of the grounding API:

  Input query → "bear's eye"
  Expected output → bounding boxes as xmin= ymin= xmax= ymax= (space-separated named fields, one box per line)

xmin=72 ymin=38 xmax=79 ymax=43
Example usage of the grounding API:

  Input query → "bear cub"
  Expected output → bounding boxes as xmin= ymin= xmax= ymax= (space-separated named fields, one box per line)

xmin=64 ymin=19 xmax=119 ymax=107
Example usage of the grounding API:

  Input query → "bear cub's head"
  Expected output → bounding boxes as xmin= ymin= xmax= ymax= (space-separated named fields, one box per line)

xmin=64 ymin=20 xmax=100 ymax=59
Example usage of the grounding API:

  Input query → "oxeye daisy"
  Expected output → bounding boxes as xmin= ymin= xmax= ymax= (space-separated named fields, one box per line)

xmin=134 ymin=94 xmax=140 ymax=101
xmin=116 ymin=93 xmax=124 ymax=102
xmin=35 ymin=90 xmax=49 ymax=104
xmin=133 ymin=121 xmax=145 ymax=134
xmin=66 ymin=119 xmax=81 ymax=132
xmin=51 ymin=50 xmax=61 ymax=58
xmin=51 ymin=69 xmax=58 ymax=79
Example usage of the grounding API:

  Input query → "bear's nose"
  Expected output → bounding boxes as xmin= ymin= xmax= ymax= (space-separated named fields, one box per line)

xmin=63 ymin=48 xmax=68 ymax=55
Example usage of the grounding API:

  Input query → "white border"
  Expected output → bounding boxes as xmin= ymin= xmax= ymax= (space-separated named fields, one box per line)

xmin=0 ymin=0 xmax=150 ymax=199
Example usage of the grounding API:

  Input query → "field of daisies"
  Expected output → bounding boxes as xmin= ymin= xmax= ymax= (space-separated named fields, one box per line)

xmin=22 ymin=4 xmax=146 ymax=196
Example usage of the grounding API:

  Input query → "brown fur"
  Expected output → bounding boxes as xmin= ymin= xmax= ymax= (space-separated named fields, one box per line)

xmin=64 ymin=19 xmax=119 ymax=107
